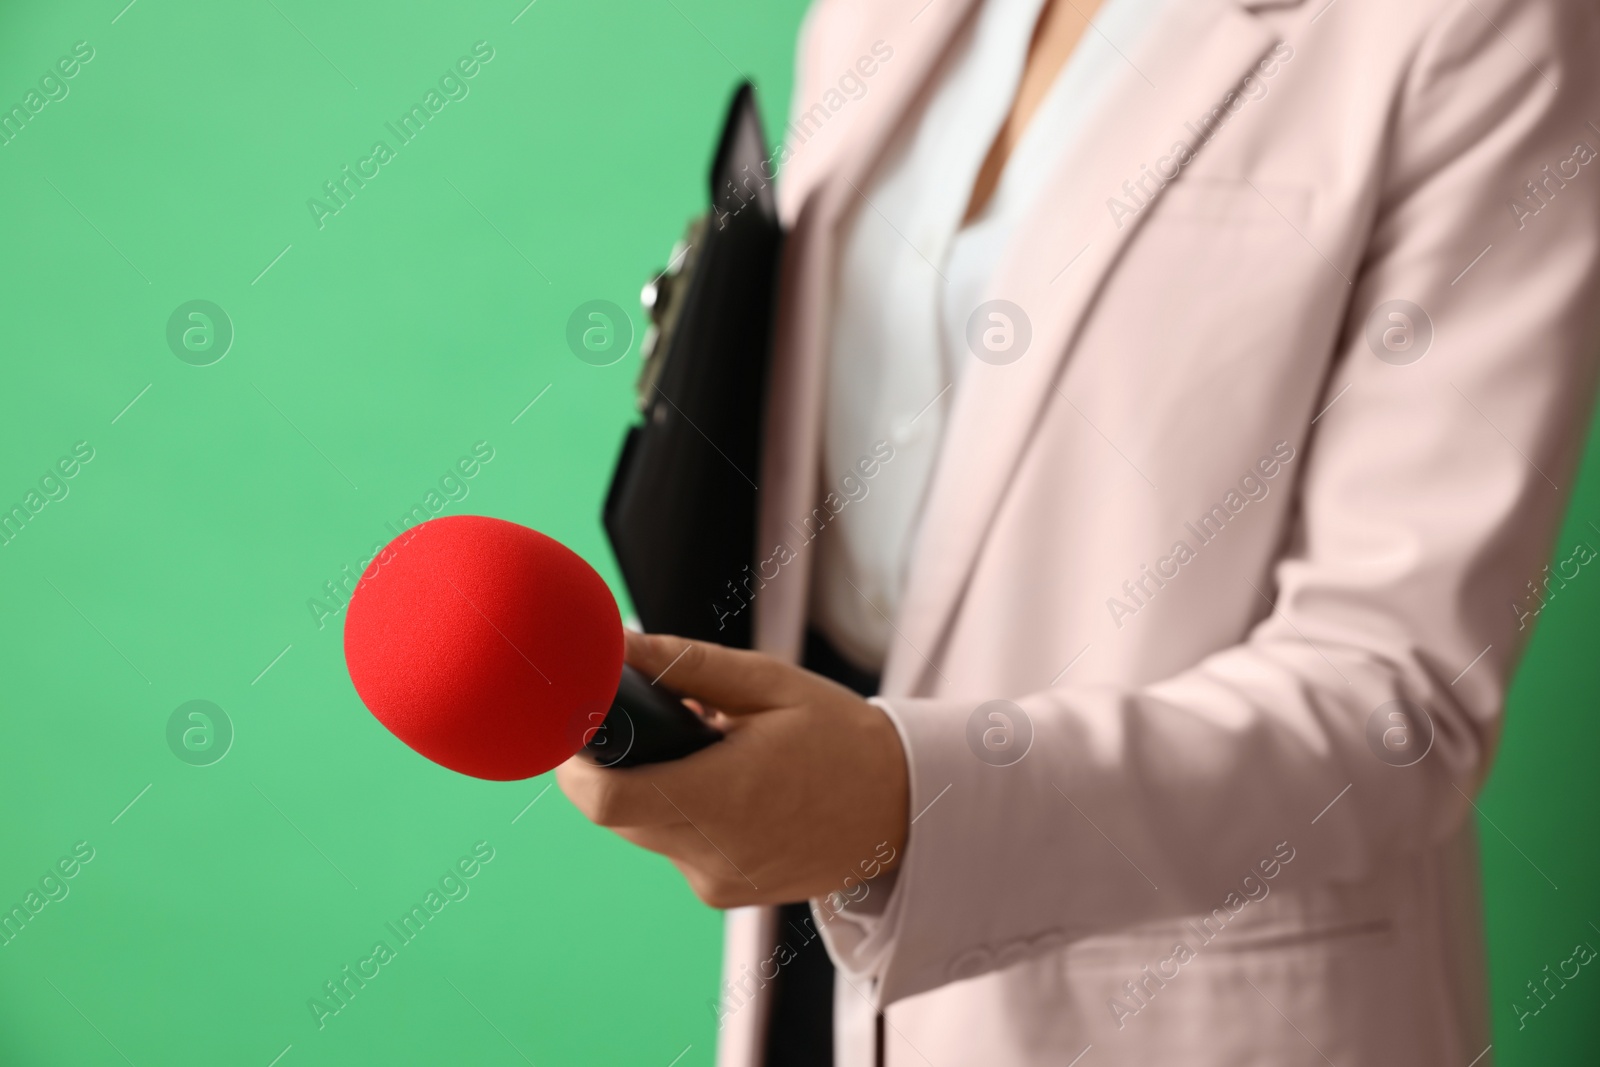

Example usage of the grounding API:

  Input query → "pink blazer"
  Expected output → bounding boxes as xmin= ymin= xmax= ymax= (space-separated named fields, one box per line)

xmin=719 ymin=0 xmax=1600 ymax=1062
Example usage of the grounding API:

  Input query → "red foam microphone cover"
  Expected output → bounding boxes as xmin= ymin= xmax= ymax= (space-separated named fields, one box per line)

xmin=343 ymin=515 xmax=624 ymax=780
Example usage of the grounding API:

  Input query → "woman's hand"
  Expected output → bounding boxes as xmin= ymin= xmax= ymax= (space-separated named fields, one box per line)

xmin=556 ymin=631 xmax=909 ymax=908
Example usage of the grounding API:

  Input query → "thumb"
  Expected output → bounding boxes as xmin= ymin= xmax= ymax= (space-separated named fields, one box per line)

xmin=624 ymin=631 xmax=805 ymax=715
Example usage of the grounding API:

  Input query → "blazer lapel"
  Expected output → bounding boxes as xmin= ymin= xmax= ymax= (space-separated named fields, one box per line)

xmin=814 ymin=0 xmax=989 ymax=222
xmin=883 ymin=0 xmax=1287 ymax=694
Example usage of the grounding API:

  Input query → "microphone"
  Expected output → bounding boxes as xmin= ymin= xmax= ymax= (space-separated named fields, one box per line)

xmin=343 ymin=514 xmax=721 ymax=780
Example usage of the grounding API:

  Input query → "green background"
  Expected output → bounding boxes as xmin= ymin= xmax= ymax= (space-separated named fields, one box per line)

xmin=0 ymin=1 xmax=1593 ymax=1064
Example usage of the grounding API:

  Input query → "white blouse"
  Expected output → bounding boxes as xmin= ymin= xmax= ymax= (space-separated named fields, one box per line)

xmin=809 ymin=0 xmax=1169 ymax=671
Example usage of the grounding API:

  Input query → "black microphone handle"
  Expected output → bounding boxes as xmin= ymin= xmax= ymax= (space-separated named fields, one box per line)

xmin=581 ymin=662 xmax=723 ymax=767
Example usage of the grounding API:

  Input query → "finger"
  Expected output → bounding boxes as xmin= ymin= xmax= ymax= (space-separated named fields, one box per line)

xmin=555 ymin=758 xmax=678 ymax=828
xmin=625 ymin=631 xmax=808 ymax=715
xmin=619 ymin=833 xmax=764 ymax=909
xmin=611 ymin=823 xmax=708 ymax=858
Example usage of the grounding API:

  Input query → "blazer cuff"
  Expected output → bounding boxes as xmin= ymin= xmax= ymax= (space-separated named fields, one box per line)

xmin=813 ymin=694 xmax=1073 ymax=1006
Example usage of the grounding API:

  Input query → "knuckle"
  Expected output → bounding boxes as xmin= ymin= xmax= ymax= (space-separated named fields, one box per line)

xmin=708 ymin=888 xmax=743 ymax=910
xmin=587 ymin=779 xmax=629 ymax=827
xmin=690 ymin=874 xmax=739 ymax=910
xmin=556 ymin=764 xmax=599 ymax=818
xmin=677 ymin=640 xmax=710 ymax=673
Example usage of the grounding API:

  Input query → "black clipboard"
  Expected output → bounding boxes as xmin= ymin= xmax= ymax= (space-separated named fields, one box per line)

xmin=603 ymin=83 xmax=784 ymax=648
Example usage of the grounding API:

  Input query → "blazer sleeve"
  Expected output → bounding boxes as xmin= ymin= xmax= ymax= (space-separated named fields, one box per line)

xmin=818 ymin=0 xmax=1600 ymax=1006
